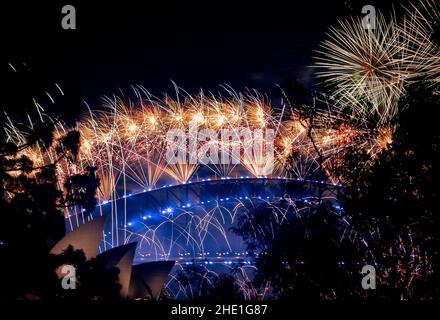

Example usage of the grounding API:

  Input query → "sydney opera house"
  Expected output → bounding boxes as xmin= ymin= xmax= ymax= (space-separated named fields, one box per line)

xmin=51 ymin=216 xmax=175 ymax=300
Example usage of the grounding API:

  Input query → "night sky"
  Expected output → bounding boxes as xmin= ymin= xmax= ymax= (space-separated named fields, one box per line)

xmin=2 ymin=0 xmax=397 ymax=113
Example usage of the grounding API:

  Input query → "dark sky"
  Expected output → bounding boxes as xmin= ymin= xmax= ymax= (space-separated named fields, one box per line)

xmin=1 ymin=0 xmax=398 ymax=112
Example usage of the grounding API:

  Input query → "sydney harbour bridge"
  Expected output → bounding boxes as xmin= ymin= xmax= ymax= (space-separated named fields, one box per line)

xmin=77 ymin=177 xmax=344 ymax=267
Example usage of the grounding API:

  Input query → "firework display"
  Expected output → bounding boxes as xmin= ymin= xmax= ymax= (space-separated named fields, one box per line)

xmin=1 ymin=0 xmax=439 ymax=303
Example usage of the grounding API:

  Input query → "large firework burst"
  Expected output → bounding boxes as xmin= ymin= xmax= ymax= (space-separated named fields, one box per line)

xmin=314 ymin=13 xmax=408 ymax=122
xmin=314 ymin=6 xmax=439 ymax=124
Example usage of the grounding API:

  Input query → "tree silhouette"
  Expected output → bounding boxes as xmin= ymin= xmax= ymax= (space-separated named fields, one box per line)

xmin=340 ymin=81 xmax=440 ymax=300
xmin=233 ymin=81 xmax=440 ymax=300
xmin=0 ymin=62 xmax=116 ymax=300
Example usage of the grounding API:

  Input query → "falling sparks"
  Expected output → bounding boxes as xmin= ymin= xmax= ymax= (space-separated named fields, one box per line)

xmin=4 ymin=86 xmax=394 ymax=207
